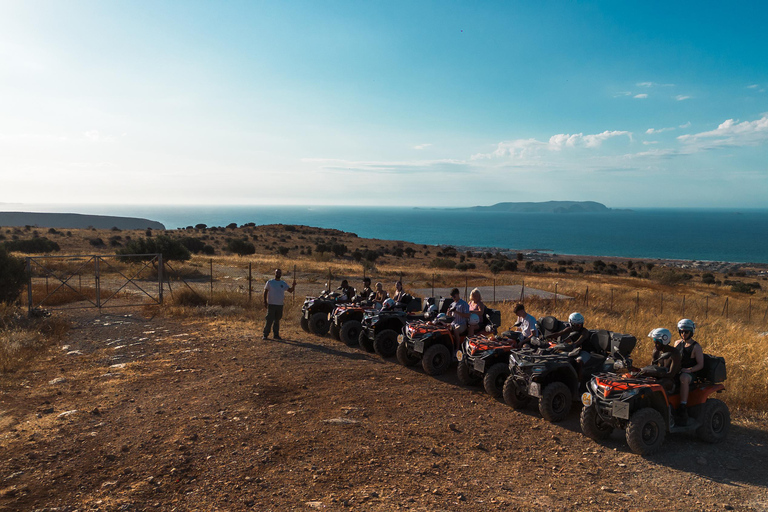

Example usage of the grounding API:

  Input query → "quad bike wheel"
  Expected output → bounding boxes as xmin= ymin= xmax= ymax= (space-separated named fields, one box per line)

xmin=580 ymin=403 xmax=614 ymax=440
xmin=397 ymin=340 xmax=420 ymax=367
xmin=300 ymin=316 xmax=310 ymax=333
xmin=503 ymin=377 xmax=531 ymax=409
xmin=373 ymin=329 xmax=399 ymax=357
xmin=340 ymin=320 xmax=362 ymax=347
xmin=329 ymin=323 xmax=341 ymax=341
xmin=457 ymin=359 xmax=481 ymax=386
xmin=626 ymin=407 xmax=666 ymax=455
xmin=483 ymin=363 xmax=510 ymax=398
xmin=358 ymin=330 xmax=374 ymax=352
xmin=539 ymin=382 xmax=572 ymax=422
xmin=309 ymin=312 xmax=330 ymax=336
xmin=696 ymin=399 xmax=730 ymax=443
xmin=422 ymin=343 xmax=451 ymax=375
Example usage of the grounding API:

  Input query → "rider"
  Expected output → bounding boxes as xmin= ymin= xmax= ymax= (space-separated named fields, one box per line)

xmin=674 ymin=318 xmax=704 ymax=426
xmin=467 ymin=288 xmax=486 ymax=336
xmin=446 ymin=288 xmax=470 ymax=348
xmin=373 ymin=282 xmax=388 ymax=304
xmin=358 ymin=277 xmax=374 ymax=302
xmin=643 ymin=328 xmax=682 ymax=394
xmin=337 ymin=280 xmax=355 ymax=302
xmin=392 ymin=280 xmax=406 ymax=303
xmin=512 ymin=304 xmax=539 ymax=344
xmin=546 ymin=312 xmax=595 ymax=364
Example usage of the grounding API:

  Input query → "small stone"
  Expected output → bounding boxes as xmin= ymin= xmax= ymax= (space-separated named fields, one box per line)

xmin=306 ymin=501 xmax=324 ymax=509
xmin=48 ymin=377 xmax=67 ymax=385
xmin=57 ymin=410 xmax=77 ymax=418
xmin=67 ymin=350 xmax=83 ymax=356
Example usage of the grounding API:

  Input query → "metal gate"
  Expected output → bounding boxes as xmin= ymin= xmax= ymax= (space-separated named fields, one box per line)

xmin=26 ymin=254 xmax=163 ymax=314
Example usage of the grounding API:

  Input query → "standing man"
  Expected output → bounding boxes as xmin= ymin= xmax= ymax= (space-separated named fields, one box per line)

xmin=263 ymin=268 xmax=296 ymax=340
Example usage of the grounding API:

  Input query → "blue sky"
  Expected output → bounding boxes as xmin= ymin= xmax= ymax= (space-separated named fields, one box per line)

xmin=1 ymin=0 xmax=767 ymax=208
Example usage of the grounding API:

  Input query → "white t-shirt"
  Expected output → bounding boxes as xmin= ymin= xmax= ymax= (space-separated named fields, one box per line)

xmin=518 ymin=313 xmax=538 ymax=338
xmin=264 ymin=279 xmax=290 ymax=305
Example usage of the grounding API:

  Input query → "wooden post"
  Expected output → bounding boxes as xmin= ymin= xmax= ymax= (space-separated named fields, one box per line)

xmin=705 ymin=296 xmax=709 ymax=319
xmin=748 ymin=299 xmax=752 ymax=323
xmin=26 ymin=258 xmax=33 ymax=316
xmin=248 ymin=262 xmax=252 ymax=304
xmin=210 ymin=259 xmax=213 ymax=301
xmin=493 ymin=278 xmax=497 ymax=303
xmin=431 ymin=273 xmax=435 ymax=298
xmin=554 ymin=282 xmax=558 ymax=309
xmin=609 ymin=288 xmax=613 ymax=312
xmin=45 ymin=274 xmax=49 ymax=294
xmin=464 ymin=276 xmax=468 ymax=299
xmin=722 ymin=297 xmax=729 ymax=318
xmin=520 ymin=280 xmax=525 ymax=302
xmin=635 ymin=291 xmax=639 ymax=317
xmin=660 ymin=292 xmax=663 ymax=314
xmin=584 ymin=286 xmax=589 ymax=307
xmin=682 ymin=295 xmax=685 ymax=317
xmin=293 ymin=264 xmax=297 ymax=305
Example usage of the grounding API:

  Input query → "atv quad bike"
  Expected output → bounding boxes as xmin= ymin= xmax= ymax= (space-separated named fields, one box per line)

xmin=300 ymin=290 xmax=346 ymax=336
xmin=456 ymin=331 xmax=523 ymax=397
xmin=329 ymin=301 xmax=377 ymax=347
xmin=398 ymin=308 xmax=502 ymax=376
xmin=580 ymin=354 xmax=729 ymax=455
xmin=358 ymin=294 xmax=430 ymax=356
xmin=502 ymin=330 xmax=636 ymax=422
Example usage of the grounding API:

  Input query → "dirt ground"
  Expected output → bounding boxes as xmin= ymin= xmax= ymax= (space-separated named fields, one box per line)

xmin=1 ymin=306 xmax=768 ymax=512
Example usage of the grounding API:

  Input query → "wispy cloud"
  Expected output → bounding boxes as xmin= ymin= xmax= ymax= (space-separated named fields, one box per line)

xmin=747 ymin=84 xmax=759 ymax=89
xmin=302 ymin=157 xmax=470 ymax=175
xmin=646 ymin=127 xmax=674 ymax=135
xmin=674 ymin=95 xmax=691 ymax=101
xmin=634 ymin=93 xmax=648 ymax=99
xmin=549 ymin=130 xmax=632 ymax=150
xmin=679 ymin=121 xmax=691 ymax=129
xmin=413 ymin=143 xmax=432 ymax=150
xmin=677 ymin=114 xmax=768 ymax=149
xmin=613 ymin=91 xmax=633 ymax=98
xmin=636 ymin=82 xmax=675 ymax=88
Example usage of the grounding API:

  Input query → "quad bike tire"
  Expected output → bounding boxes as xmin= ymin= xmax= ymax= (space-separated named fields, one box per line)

xmin=626 ymin=407 xmax=666 ymax=455
xmin=358 ymin=330 xmax=374 ymax=353
xmin=397 ymin=340 xmax=420 ymax=367
xmin=580 ymin=403 xmax=614 ymax=440
xmin=503 ymin=377 xmax=531 ymax=409
xmin=483 ymin=363 xmax=510 ymax=398
xmin=457 ymin=359 xmax=481 ymax=386
xmin=340 ymin=320 xmax=362 ymax=347
xmin=309 ymin=312 xmax=330 ymax=336
xmin=696 ymin=399 xmax=730 ymax=443
xmin=539 ymin=382 xmax=572 ymax=422
xmin=373 ymin=329 xmax=399 ymax=357
xmin=329 ymin=323 xmax=341 ymax=341
xmin=422 ymin=343 xmax=451 ymax=376
xmin=300 ymin=316 xmax=310 ymax=333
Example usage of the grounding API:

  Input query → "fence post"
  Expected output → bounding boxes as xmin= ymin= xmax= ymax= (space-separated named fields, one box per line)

xmin=705 ymin=296 xmax=709 ymax=319
xmin=584 ymin=286 xmax=589 ymax=307
xmin=554 ymin=282 xmax=558 ymax=309
xmin=660 ymin=292 xmax=663 ymax=314
xmin=464 ymin=276 xmax=468 ymax=299
xmin=432 ymin=273 xmax=435 ymax=299
xmin=26 ymin=257 xmax=33 ymax=315
xmin=493 ymin=278 xmax=496 ymax=303
xmin=722 ymin=297 xmax=729 ymax=318
xmin=682 ymin=295 xmax=685 ymax=317
xmin=248 ymin=262 xmax=252 ymax=304
xmin=158 ymin=254 xmax=163 ymax=304
xmin=635 ymin=291 xmax=639 ymax=317
xmin=210 ymin=259 xmax=214 ymax=302
xmin=748 ymin=299 xmax=752 ymax=323
xmin=95 ymin=256 xmax=101 ymax=310
xmin=520 ymin=280 xmax=525 ymax=302
xmin=610 ymin=288 xmax=613 ymax=312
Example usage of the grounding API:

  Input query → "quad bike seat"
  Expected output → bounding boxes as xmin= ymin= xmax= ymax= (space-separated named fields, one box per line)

xmin=538 ymin=316 xmax=566 ymax=338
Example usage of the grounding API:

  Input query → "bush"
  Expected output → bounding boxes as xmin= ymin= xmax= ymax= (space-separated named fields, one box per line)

xmin=117 ymin=235 xmax=191 ymax=262
xmin=503 ymin=260 xmax=518 ymax=272
xmin=277 ymin=246 xmax=290 ymax=256
xmin=701 ymin=272 xmax=716 ymax=285
xmin=430 ymin=258 xmax=456 ymax=269
xmin=180 ymin=237 xmax=207 ymax=254
xmin=88 ymin=237 xmax=105 ymax=247
xmin=195 ymin=224 xmax=207 ymax=230
xmin=0 ymin=247 xmax=26 ymax=304
xmin=331 ymin=243 xmax=348 ymax=258
xmin=456 ymin=262 xmax=476 ymax=271
xmin=3 ymin=237 xmax=60 ymax=253
xmin=226 ymin=238 xmax=256 ymax=256
xmin=202 ymin=245 xmax=215 ymax=255
xmin=649 ymin=267 xmax=692 ymax=286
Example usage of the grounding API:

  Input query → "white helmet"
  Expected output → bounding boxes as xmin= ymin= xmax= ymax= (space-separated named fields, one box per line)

xmin=425 ymin=304 xmax=438 ymax=319
xmin=677 ymin=318 xmax=696 ymax=334
xmin=469 ymin=313 xmax=480 ymax=325
xmin=338 ymin=294 xmax=348 ymax=302
xmin=382 ymin=298 xmax=396 ymax=310
xmin=568 ymin=312 xmax=585 ymax=325
xmin=436 ymin=313 xmax=448 ymax=323
xmin=648 ymin=328 xmax=672 ymax=345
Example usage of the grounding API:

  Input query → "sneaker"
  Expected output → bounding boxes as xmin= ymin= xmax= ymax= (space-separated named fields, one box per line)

xmin=262 ymin=335 xmax=269 ymax=340
xmin=273 ymin=335 xmax=283 ymax=340
xmin=677 ymin=405 xmax=688 ymax=426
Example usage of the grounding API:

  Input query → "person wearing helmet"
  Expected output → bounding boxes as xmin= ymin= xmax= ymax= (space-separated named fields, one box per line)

xmin=337 ymin=280 xmax=355 ymax=303
xmin=467 ymin=288 xmax=486 ymax=336
xmin=373 ymin=282 xmax=388 ymax=304
xmin=512 ymin=304 xmax=539 ymax=343
xmin=358 ymin=277 xmax=374 ymax=302
xmin=673 ymin=318 xmax=704 ymax=425
xmin=381 ymin=298 xmax=397 ymax=311
xmin=641 ymin=328 xmax=682 ymax=393
xmin=446 ymin=288 xmax=470 ymax=347
xmin=546 ymin=312 xmax=595 ymax=363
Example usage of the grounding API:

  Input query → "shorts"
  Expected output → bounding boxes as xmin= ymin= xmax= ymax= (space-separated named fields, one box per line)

xmin=451 ymin=323 xmax=467 ymax=335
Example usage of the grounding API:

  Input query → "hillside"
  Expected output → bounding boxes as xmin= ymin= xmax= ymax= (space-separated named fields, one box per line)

xmin=0 ymin=212 xmax=165 ymax=230
xmin=466 ymin=201 xmax=619 ymax=213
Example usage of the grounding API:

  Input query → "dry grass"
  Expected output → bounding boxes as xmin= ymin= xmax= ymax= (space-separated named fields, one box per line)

xmin=0 ymin=304 xmax=69 ymax=373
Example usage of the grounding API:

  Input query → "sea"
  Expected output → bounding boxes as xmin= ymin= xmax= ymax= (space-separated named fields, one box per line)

xmin=5 ymin=205 xmax=768 ymax=264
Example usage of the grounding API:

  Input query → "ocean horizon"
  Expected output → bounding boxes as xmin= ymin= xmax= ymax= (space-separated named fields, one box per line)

xmin=3 ymin=204 xmax=768 ymax=265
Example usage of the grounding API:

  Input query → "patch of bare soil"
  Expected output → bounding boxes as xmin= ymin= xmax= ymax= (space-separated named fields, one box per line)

xmin=1 ymin=308 xmax=767 ymax=511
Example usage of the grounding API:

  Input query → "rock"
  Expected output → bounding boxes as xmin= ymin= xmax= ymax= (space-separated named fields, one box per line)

xmin=57 ymin=410 xmax=78 ymax=418
xmin=323 ymin=418 xmax=359 ymax=425
xmin=48 ymin=377 xmax=67 ymax=385
xmin=110 ymin=363 xmax=126 ymax=369
xmin=66 ymin=350 xmax=82 ymax=356
xmin=306 ymin=501 xmax=324 ymax=509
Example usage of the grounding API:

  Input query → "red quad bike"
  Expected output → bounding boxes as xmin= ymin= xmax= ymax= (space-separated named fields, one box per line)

xmin=456 ymin=331 xmax=523 ymax=397
xmin=580 ymin=354 xmax=729 ymax=455
xmin=398 ymin=308 xmax=502 ymax=376
xmin=329 ymin=300 xmax=377 ymax=346
xmin=358 ymin=295 xmax=432 ymax=357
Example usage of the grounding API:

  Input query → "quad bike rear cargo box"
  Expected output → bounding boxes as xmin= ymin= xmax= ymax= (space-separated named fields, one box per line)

xmin=697 ymin=354 xmax=727 ymax=383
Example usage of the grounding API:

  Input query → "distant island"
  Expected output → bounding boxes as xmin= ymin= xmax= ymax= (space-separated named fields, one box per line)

xmin=0 ymin=212 xmax=165 ymax=230
xmin=464 ymin=201 xmax=629 ymax=214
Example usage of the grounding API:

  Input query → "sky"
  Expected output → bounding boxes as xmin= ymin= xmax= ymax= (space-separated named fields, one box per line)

xmin=1 ymin=0 xmax=767 ymax=209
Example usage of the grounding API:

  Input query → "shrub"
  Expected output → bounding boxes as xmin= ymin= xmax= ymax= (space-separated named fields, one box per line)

xmin=3 ymin=237 xmax=60 ymax=253
xmin=88 ymin=237 xmax=105 ymax=247
xmin=117 ymin=235 xmax=191 ymax=262
xmin=202 ymin=245 xmax=215 ymax=255
xmin=180 ymin=237 xmax=207 ymax=254
xmin=331 ymin=243 xmax=348 ymax=258
xmin=649 ymin=267 xmax=692 ymax=286
xmin=430 ymin=258 xmax=456 ymax=269
xmin=456 ymin=262 xmax=476 ymax=271
xmin=226 ymin=238 xmax=256 ymax=256
xmin=503 ymin=261 xmax=518 ymax=272
xmin=195 ymin=224 xmax=207 ymax=230
xmin=404 ymin=247 xmax=416 ymax=258
xmin=277 ymin=246 xmax=290 ymax=256
xmin=730 ymin=282 xmax=756 ymax=294
xmin=701 ymin=273 xmax=716 ymax=285
xmin=0 ymin=247 xmax=26 ymax=304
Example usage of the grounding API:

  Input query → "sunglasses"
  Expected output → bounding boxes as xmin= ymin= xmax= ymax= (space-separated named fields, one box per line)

xmin=678 ymin=329 xmax=692 ymax=334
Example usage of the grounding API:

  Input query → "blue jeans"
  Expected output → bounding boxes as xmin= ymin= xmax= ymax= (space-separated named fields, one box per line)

xmin=264 ymin=304 xmax=284 ymax=337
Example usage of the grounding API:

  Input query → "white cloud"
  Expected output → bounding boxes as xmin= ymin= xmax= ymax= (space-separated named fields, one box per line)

xmin=679 ymin=121 xmax=691 ymax=129
xmin=643 ymin=141 xmax=659 ymax=145
xmin=646 ymin=127 xmax=674 ymax=135
xmin=413 ymin=143 xmax=432 ymax=150
xmin=472 ymin=138 xmax=546 ymax=160
xmin=675 ymin=95 xmax=691 ymax=101
xmin=634 ymin=93 xmax=648 ymax=99
xmin=636 ymin=82 xmax=675 ymax=88
xmin=747 ymin=84 xmax=759 ymax=89
xmin=613 ymin=91 xmax=633 ymax=97
xmin=677 ymin=114 xmax=768 ymax=149
xmin=302 ymin=157 xmax=470 ymax=175
xmin=549 ymin=130 xmax=632 ymax=150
